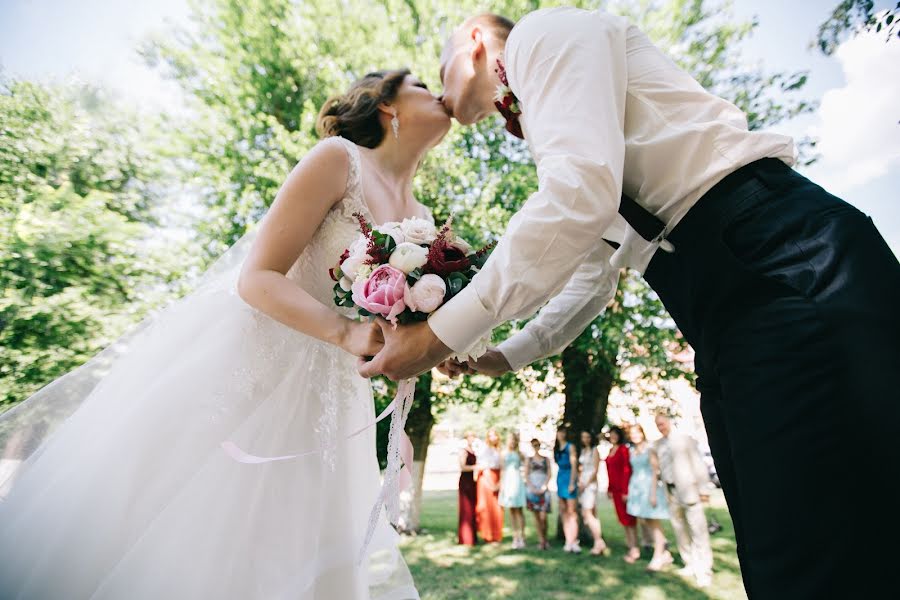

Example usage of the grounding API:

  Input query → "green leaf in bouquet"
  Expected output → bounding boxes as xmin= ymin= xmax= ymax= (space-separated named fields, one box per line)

xmin=358 ymin=308 xmax=373 ymax=318
xmin=373 ymin=230 xmax=396 ymax=254
xmin=445 ymin=271 xmax=470 ymax=297
xmin=333 ymin=286 xmax=347 ymax=306
xmin=406 ymin=268 xmax=423 ymax=285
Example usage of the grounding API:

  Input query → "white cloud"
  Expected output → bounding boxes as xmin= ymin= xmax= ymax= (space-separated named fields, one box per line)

xmin=806 ymin=32 xmax=900 ymax=194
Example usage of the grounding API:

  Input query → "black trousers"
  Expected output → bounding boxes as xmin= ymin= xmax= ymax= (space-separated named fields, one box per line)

xmin=643 ymin=159 xmax=900 ymax=599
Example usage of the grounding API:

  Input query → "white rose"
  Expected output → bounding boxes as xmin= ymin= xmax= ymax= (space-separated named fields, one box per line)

xmin=340 ymin=236 xmax=371 ymax=280
xmin=375 ymin=221 xmax=406 ymax=245
xmin=340 ymin=254 xmax=368 ymax=281
xmin=347 ymin=235 xmax=369 ymax=257
xmin=388 ymin=242 xmax=429 ymax=273
xmin=399 ymin=217 xmax=438 ymax=245
xmin=339 ymin=276 xmax=353 ymax=291
xmin=404 ymin=274 xmax=447 ymax=313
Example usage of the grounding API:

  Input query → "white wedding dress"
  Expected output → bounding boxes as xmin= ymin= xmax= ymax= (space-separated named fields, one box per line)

xmin=0 ymin=137 xmax=419 ymax=599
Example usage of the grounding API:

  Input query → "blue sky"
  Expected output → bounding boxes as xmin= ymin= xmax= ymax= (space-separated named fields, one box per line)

xmin=1 ymin=0 xmax=897 ymax=252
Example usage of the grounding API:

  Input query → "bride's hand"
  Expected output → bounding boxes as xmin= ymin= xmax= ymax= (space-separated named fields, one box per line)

xmin=338 ymin=320 xmax=385 ymax=358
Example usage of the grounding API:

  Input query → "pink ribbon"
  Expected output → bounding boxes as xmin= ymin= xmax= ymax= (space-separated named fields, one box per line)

xmin=220 ymin=378 xmax=418 ymax=565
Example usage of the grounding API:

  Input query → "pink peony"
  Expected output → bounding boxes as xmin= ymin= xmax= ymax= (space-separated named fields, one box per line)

xmin=351 ymin=264 xmax=409 ymax=324
xmin=404 ymin=274 xmax=447 ymax=314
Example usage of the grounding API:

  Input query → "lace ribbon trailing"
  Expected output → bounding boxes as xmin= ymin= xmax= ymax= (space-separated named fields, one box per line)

xmin=219 ymin=377 xmax=416 ymax=565
xmin=357 ymin=378 xmax=415 ymax=565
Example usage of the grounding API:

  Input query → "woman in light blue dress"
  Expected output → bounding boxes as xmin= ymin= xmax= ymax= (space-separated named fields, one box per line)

xmin=498 ymin=432 xmax=527 ymax=549
xmin=554 ymin=427 xmax=580 ymax=552
xmin=626 ymin=424 xmax=674 ymax=571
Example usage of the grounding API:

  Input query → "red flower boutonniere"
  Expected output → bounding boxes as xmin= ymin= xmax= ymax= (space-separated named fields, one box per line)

xmin=493 ymin=59 xmax=524 ymax=139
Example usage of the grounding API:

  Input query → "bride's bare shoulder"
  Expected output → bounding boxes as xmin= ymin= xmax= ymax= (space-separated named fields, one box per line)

xmin=278 ymin=136 xmax=352 ymax=204
xmin=299 ymin=136 xmax=351 ymax=173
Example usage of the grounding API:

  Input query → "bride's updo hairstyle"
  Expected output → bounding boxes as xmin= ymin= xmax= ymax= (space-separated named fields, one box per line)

xmin=316 ymin=68 xmax=411 ymax=148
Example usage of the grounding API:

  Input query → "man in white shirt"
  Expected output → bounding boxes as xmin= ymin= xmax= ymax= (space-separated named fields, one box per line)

xmin=358 ymin=9 xmax=900 ymax=598
xmin=654 ymin=413 xmax=715 ymax=587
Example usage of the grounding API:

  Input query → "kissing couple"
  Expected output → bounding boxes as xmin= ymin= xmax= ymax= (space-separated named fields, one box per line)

xmin=2 ymin=7 xmax=898 ymax=600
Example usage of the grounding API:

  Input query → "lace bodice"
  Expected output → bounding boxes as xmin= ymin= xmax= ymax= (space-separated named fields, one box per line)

xmin=286 ymin=138 xmax=373 ymax=315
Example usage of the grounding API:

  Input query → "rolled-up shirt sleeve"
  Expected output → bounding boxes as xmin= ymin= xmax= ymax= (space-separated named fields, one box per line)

xmin=496 ymin=242 xmax=620 ymax=371
xmin=428 ymin=9 xmax=628 ymax=353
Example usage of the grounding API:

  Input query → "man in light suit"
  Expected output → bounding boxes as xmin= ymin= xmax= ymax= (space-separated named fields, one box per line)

xmin=654 ymin=413 xmax=714 ymax=587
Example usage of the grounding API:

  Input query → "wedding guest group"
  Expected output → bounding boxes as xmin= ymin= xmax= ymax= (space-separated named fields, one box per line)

xmin=455 ymin=419 xmax=717 ymax=587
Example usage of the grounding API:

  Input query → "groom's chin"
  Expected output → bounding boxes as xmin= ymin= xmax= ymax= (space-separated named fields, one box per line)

xmin=453 ymin=109 xmax=484 ymax=127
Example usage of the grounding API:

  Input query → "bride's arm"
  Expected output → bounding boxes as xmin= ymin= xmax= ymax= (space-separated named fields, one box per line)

xmin=238 ymin=139 xmax=382 ymax=357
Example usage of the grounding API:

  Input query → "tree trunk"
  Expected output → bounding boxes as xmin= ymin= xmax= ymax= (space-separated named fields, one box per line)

xmin=557 ymin=346 xmax=616 ymax=542
xmin=396 ymin=372 xmax=433 ymax=533
xmin=560 ymin=346 xmax=614 ymax=434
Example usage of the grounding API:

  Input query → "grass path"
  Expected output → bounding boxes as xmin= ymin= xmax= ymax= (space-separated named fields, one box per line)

xmin=400 ymin=490 xmax=748 ymax=599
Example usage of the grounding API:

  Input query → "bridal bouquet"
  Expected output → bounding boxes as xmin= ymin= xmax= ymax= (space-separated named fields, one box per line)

xmin=329 ymin=213 xmax=494 ymax=561
xmin=330 ymin=213 xmax=494 ymax=356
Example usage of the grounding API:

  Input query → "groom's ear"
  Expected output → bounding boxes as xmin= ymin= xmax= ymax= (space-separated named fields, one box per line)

xmin=469 ymin=26 xmax=486 ymax=63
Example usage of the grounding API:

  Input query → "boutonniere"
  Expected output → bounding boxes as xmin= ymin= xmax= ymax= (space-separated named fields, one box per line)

xmin=493 ymin=59 xmax=524 ymax=139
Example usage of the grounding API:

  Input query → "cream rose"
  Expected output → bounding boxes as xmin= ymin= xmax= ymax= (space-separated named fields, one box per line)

xmin=375 ymin=221 xmax=406 ymax=245
xmin=399 ymin=217 xmax=438 ymax=245
xmin=404 ymin=274 xmax=447 ymax=314
xmin=388 ymin=242 xmax=429 ymax=273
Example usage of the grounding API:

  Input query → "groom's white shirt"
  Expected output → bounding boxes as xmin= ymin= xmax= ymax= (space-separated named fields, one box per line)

xmin=429 ymin=7 xmax=795 ymax=369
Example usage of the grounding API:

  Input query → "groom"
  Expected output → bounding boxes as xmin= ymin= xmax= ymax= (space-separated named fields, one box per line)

xmin=358 ymin=8 xmax=900 ymax=598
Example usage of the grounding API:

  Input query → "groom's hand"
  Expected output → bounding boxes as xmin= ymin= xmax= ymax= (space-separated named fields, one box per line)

xmin=436 ymin=359 xmax=473 ymax=378
xmin=464 ymin=347 xmax=512 ymax=378
xmin=357 ymin=318 xmax=452 ymax=381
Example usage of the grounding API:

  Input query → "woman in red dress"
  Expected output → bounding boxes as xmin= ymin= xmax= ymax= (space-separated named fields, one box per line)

xmin=605 ymin=425 xmax=639 ymax=562
xmin=475 ymin=428 xmax=504 ymax=543
xmin=458 ymin=431 xmax=478 ymax=545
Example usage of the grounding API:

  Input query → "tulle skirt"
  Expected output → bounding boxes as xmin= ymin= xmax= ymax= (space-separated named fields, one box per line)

xmin=0 ymin=266 xmax=417 ymax=599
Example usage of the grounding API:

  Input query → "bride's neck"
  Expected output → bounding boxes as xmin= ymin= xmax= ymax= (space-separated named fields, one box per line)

xmin=365 ymin=136 xmax=427 ymax=194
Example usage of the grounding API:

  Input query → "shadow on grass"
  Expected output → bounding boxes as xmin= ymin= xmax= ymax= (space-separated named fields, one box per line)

xmin=400 ymin=491 xmax=748 ymax=600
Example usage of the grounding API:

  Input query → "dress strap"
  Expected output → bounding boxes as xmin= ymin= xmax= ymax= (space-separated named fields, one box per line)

xmin=333 ymin=136 xmax=362 ymax=202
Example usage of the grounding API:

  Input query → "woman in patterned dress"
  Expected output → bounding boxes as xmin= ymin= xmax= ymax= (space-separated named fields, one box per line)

xmin=525 ymin=438 xmax=552 ymax=550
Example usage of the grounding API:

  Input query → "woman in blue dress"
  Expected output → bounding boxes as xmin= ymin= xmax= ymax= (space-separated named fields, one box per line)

xmin=626 ymin=424 xmax=674 ymax=571
xmin=554 ymin=427 xmax=580 ymax=553
xmin=498 ymin=432 xmax=527 ymax=549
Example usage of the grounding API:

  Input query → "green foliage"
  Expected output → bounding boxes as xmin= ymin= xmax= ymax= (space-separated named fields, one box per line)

xmin=815 ymin=0 xmax=899 ymax=55
xmin=0 ymin=80 xmax=178 ymax=407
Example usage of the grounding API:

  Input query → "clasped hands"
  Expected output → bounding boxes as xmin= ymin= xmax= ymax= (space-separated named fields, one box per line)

xmin=354 ymin=318 xmax=512 ymax=381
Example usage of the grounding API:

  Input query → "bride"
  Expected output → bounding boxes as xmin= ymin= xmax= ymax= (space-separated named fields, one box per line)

xmin=0 ymin=68 xmax=450 ymax=599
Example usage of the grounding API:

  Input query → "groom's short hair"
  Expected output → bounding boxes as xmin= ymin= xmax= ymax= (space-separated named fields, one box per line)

xmin=452 ymin=13 xmax=515 ymax=46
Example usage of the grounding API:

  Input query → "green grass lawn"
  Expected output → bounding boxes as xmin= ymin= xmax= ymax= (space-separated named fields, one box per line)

xmin=400 ymin=490 xmax=747 ymax=600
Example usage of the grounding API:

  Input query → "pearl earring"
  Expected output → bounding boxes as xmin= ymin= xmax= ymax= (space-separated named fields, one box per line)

xmin=391 ymin=111 xmax=399 ymax=140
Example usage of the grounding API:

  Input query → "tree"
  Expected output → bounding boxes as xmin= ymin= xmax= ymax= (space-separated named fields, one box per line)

xmin=0 ymin=79 xmax=177 ymax=408
xmin=815 ymin=0 xmax=899 ymax=55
